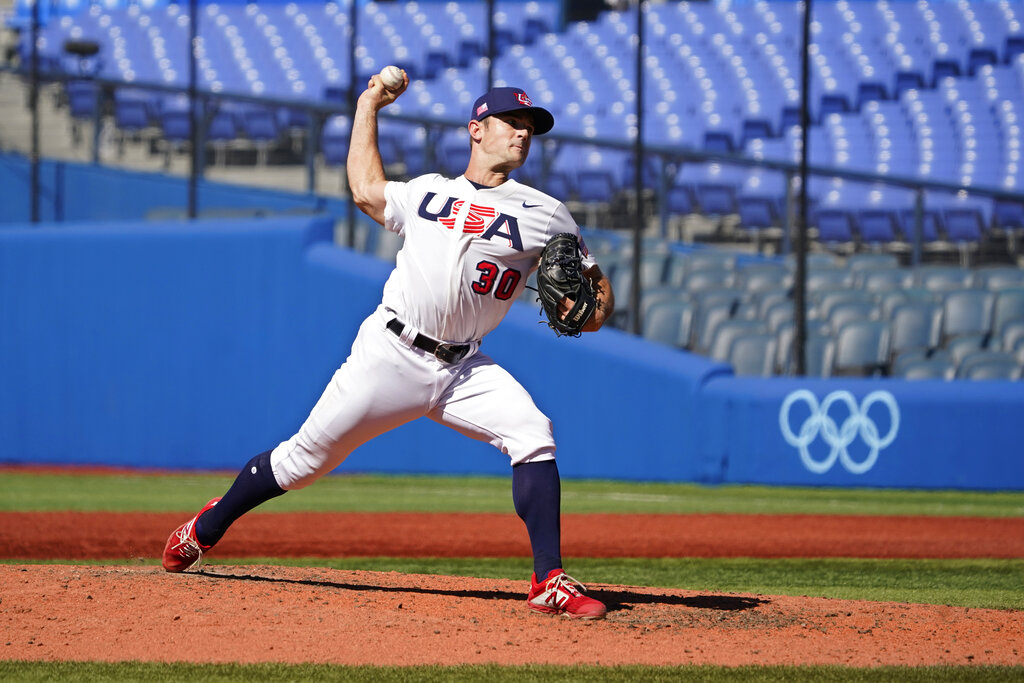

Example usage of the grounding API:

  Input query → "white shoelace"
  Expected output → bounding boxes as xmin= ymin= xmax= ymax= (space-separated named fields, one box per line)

xmin=548 ymin=573 xmax=587 ymax=596
xmin=171 ymin=519 xmax=203 ymax=567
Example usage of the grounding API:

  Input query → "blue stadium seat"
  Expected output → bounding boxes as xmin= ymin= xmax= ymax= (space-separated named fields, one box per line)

xmin=855 ymin=82 xmax=888 ymax=110
xmin=968 ymin=48 xmax=998 ymax=77
xmin=814 ymin=209 xmax=856 ymax=248
xmin=320 ymin=115 xmax=350 ymax=167
xmin=1006 ymin=35 xmax=1024 ymax=63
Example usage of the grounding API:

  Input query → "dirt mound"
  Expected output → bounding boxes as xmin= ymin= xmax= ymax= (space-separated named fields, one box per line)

xmin=2 ymin=564 xmax=1020 ymax=667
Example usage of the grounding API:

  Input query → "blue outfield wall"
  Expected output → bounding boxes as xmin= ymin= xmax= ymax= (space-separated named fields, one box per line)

xmin=0 ymin=215 xmax=727 ymax=482
xmin=0 ymin=153 xmax=348 ymax=223
xmin=2 ymin=218 xmax=1024 ymax=489
xmin=697 ymin=377 xmax=1024 ymax=490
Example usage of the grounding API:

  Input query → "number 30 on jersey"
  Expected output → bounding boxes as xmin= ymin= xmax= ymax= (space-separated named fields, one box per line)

xmin=472 ymin=260 xmax=521 ymax=300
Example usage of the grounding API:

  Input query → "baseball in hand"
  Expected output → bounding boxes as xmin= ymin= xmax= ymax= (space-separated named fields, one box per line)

xmin=380 ymin=65 xmax=404 ymax=91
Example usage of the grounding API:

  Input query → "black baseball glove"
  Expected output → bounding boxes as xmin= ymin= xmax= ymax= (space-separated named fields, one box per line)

xmin=535 ymin=232 xmax=597 ymax=337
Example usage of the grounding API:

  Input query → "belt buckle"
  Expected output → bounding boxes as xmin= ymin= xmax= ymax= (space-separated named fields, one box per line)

xmin=434 ymin=343 xmax=467 ymax=364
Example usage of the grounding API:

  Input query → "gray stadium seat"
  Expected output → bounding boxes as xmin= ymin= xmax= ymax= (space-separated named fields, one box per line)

xmin=942 ymin=289 xmax=996 ymax=342
xmin=946 ymin=333 xmax=991 ymax=367
xmin=642 ymin=299 xmax=695 ymax=350
xmin=827 ymin=301 xmax=879 ymax=334
xmin=857 ymin=267 xmax=916 ymax=292
xmin=915 ymin=265 xmax=976 ymax=292
xmin=889 ymin=301 xmax=944 ymax=362
xmin=974 ymin=266 xmax=1024 ymax=291
xmin=832 ymin=320 xmax=891 ymax=377
xmin=1001 ymin=320 xmax=1024 ymax=354
xmin=727 ymin=332 xmax=778 ymax=377
xmin=956 ymin=351 xmax=1023 ymax=380
xmin=896 ymin=358 xmax=956 ymax=380
xmin=708 ymin=319 xmax=766 ymax=362
xmin=993 ymin=288 xmax=1024 ymax=337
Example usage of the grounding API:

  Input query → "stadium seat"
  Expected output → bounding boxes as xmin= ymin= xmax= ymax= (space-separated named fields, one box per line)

xmin=855 ymin=82 xmax=888 ymax=110
xmin=65 ymin=79 xmax=100 ymax=121
xmin=894 ymin=70 xmax=925 ymax=98
xmin=932 ymin=58 xmax=962 ymax=86
xmin=967 ymin=48 xmax=998 ymax=77
xmin=642 ymin=299 xmax=695 ymax=350
xmin=856 ymin=209 xmax=905 ymax=247
xmin=815 ymin=290 xmax=874 ymax=321
xmin=727 ymin=332 xmax=778 ymax=377
xmin=832 ymin=320 xmax=891 ymax=377
xmin=814 ymin=209 xmax=857 ymax=251
xmin=740 ymin=119 xmax=773 ymax=147
xmin=1001 ymin=320 xmax=1024 ymax=354
xmin=858 ymin=267 xmax=915 ymax=293
xmin=915 ymin=266 xmax=975 ymax=292
xmin=734 ymin=262 xmax=790 ymax=293
xmin=975 ymin=266 xmax=1024 ymax=291
xmin=437 ymin=128 xmax=471 ymax=178
xmin=803 ymin=332 xmax=837 ymax=378
xmin=877 ymin=287 xmax=937 ymax=317
xmin=827 ymin=301 xmax=878 ymax=334
xmin=895 ymin=357 xmax=956 ymax=380
xmin=892 ymin=348 xmax=953 ymax=377
xmin=889 ymin=301 xmax=944 ymax=363
xmin=942 ymin=290 xmax=996 ymax=342
xmin=237 ymin=105 xmax=282 ymax=165
xmin=692 ymin=299 xmax=739 ymax=354
xmin=805 ymin=266 xmax=854 ymax=292
xmin=947 ymin=333 xmax=991 ymax=367
xmin=708 ymin=319 xmax=765 ymax=363
xmin=320 ymin=115 xmax=350 ymax=167
xmin=993 ymin=288 xmax=1024 ymax=337
xmin=956 ymin=351 xmax=1022 ymax=380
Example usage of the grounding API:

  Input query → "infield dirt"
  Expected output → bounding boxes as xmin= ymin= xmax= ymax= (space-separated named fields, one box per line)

xmin=2 ymin=564 xmax=1022 ymax=667
xmin=1 ymin=510 xmax=1023 ymax=667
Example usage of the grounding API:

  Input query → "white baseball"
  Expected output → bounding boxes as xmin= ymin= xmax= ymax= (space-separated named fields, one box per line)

xmin=380 ymin=65 xmax=404 ymax=91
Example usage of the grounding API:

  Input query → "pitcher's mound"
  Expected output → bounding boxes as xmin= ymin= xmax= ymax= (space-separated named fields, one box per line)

xmin=2 ymin=564 xmax=1020 ymax=667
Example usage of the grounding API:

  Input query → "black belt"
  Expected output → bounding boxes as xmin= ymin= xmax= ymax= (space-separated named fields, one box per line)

xmin=386 ymin=318 xmax=471 ymax=364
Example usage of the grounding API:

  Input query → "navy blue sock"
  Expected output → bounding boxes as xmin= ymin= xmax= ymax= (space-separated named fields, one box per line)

xmin=194 ymin=450 xmax=286 ymax=548
xmin=512 ymin=459 xmax=562 ymax=580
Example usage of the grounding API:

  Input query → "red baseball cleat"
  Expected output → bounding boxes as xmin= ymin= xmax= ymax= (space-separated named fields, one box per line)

xmin=161 ymin=498 xmax=220 ymax=573
xmin=526 ymin=569 xmax=607 ymax=620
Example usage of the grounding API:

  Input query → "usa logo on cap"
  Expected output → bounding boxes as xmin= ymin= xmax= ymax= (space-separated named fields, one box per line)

xmin=515 ymin=92 xmax=533 ymax=106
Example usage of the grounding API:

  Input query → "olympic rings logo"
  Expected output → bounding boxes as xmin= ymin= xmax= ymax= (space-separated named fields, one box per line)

xmin=779 ymin=390 xmax=900 ymax=474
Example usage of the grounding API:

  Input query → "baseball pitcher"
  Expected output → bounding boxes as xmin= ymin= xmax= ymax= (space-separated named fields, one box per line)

xmin=162 ymin=69 xmax=615 ymax=619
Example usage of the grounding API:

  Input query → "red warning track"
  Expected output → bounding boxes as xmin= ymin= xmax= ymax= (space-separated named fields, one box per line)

xmin=2 ymin=511 xmax=1022 ymax=559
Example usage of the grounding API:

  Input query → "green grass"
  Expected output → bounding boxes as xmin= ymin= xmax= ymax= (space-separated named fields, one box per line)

xmin=2 ymin=471 xmax=1022 ymax=678
xmin=3 ymin=471 xmax=1024 ymax=516
xmin=4 ymin=556 xmax=1022 ymax=610
xmin=0 ymin=662 xmax=1021 ymax=682
xmin=4 ymin=470 xmax=1023 ymax=610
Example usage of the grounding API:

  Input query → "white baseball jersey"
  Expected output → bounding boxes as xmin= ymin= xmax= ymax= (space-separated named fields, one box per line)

xmin=269 ymin=173 xmax=598 ymax=490
xmin=381 ymin=174 xmax=596 ymax=343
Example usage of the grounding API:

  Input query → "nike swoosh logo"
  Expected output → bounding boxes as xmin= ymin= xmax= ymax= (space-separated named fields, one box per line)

xmin=522 ymin=202 xmax=542 ymax=209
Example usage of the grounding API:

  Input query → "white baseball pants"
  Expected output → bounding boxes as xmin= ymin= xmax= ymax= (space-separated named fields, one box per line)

xmin=270 ymin=305 xmax=556 ymax=490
